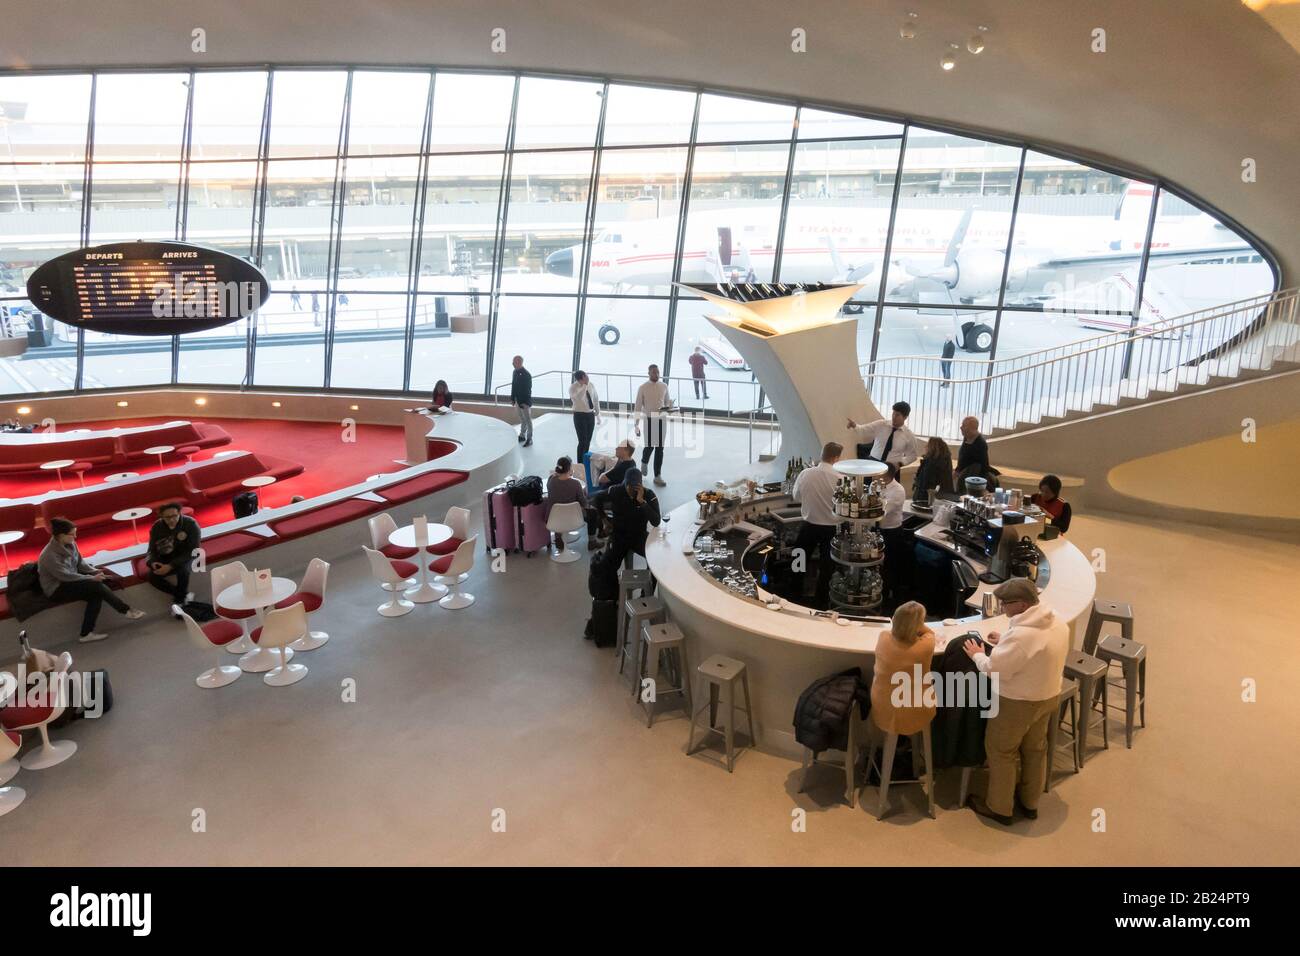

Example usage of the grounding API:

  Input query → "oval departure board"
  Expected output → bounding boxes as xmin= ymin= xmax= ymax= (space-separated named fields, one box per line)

xmin=26 ymin=241 xmax=271 ymax=336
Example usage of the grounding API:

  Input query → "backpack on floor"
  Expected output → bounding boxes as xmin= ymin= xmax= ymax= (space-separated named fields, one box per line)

xmin=585 ymin=598 xmax=618 ymax=648
xmin=183 ymin=600 xmax=218 ymax=623
xmin=505 ymin=474 xmax=543 ymax=507
xmin=232 ymin=490 xmax=259 ymax=518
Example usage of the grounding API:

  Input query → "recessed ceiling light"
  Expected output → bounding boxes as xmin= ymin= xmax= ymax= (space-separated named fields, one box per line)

xmin=271 ymin=401 xmax=282 ymax=408
xmin=16 ymin=406 xmax=31 ymax=415
xmin=350 ymin=404 xmax=359 ymax=411
xmin=194 ymin=397 xmax=208 ymax=406
xmin=967 ymin=26 xmax=989 ymax=54
xmin=116 ymin=400 xmax=129 ymax=407
xmin=942 ymin=43 xmax=959 ymax=70
xmin=900 ymin=12 xmax=918 ymax=39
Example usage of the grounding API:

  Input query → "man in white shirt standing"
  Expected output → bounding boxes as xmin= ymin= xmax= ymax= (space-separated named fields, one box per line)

xmin=962 ymin=577 xmax=1069 ymax=825
xmin=876 ymin=462 xmax=908 ymax=606
xmin=847 ymin=401 xmax=919 ymax=474
xmin=791 ymin=441 xmax=843 ymax=608
xmin=634 ymin=364 xmax=671 ymax=486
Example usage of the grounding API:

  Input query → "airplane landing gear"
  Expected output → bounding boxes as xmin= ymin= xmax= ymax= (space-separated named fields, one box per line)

xmin=961 ymin=321 xmax=994 ymax=353
xmin=598 ymin=323 xmax=621 ymax=346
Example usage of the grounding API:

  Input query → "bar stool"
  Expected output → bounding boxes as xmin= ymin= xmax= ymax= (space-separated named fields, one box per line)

xmin=1045 ymin=678 xmax=1081 ymax=792
xmin=1097 ymin=634 xmax=1146 ymax=748
xmin=799 ymin=707 xmax=865 ymax=808
xmin=69 ymin=461 xmax=92 ymax=487
xmin=636 ymin=622 xmax=692 ymax=726
xmin=176 ymin=445 xmax=200 ymax=463
xmin=1063 ymin=650 xmax=1109 ymax=765
xmin=863 ymin=717 xmax=935 ymax=820
xmin=618 ymin=592 xmax=663 ymax=682
xmin=615 ymin=568 xmax=653 ymax=660
xmin=1081 ymin=598 xmax=1134 ymax=655
xmin=686 ymin=655 xmax=756 ymax=773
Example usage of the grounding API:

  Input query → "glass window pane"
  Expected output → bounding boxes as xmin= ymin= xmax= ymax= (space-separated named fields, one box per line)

xmin=268 ymin=71 xmax=347 ymax=159
xmin=417 ymin=153 xmax=505 ymax=292
xmin=0 ymin=74 xmax=93 ymax=162
xmin=184 ymin=161 xmax=258 ymax=238
xmin=338 ymin=156 xmax=419 ymax=282
xmin=502 ymin=150 xmax=594 ymax=294
xmin=92 ymin=73 xmax=189 ymax=163
xmin=347 ymin=71 xmax=430 ymax=156
xmin=260 ymin=159 xmax=339 ymax=289
xmin=1005 ymin=151 xmax=1152 ymax=317
xmin=602 ymin=85 xmax=695 ymax=146
xmin=0 ymin=164 xmax=85 ymax=284
xmin=695 ymin=94 xmax=794 ymax=143
xmin=83 ymin=332 xmax=173 ymax=389
xmin=189 ymin=71 xmax=267 ymax=161
xmin=89 ymin=163 xmax=182 ymax=241
xmin=429 ymin=73 xmax=515 ymax=152
xmin=680 ymin=144 xmax=789 ymax=284
xmin=177 ymin=318 xmax=249 ymax=385
xmin=797 ymin=107 xmax=903 ymax=141
xmin=329 ymin=292 xmax=407 ymax=390
xmin=781 ymin=138 xmax=902 ymax=291
xmin=409 ymin=292 xmax=488 ymax=396
xmin=585 ymin=146 xmax=687 ymax=295
xmin=668 ymin=296 xmax=766 ymax=415
xmin=883 ymin=129 xmax=1021 ymax=307
xmin=512 ymin=77 xmax=602 ymax=150
xmin=1140 ymin=194 xmax=1274 ymax=321
xmin=0 ymin=297 xmax=74 ymax=393
xmin=489 ymin=295 xmax=577 ymax=400
xmin=252 ymin=291 xmax=324 ymax=387
xmin=576 ymin=297 xmax=668 ymax=390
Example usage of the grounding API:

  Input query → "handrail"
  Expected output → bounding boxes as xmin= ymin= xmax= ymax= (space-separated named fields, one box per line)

xmin=863 ymin=287 xmax=1300 ymax=440
xmin=491 ymin=368 xmax=765 ymax=418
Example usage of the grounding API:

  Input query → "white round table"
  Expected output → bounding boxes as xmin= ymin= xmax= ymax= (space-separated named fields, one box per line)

xmin=217 ymin=577 xmax=298 ymax=673
xmin=242 ymin=475 xmax=277 ymax=507
xmin=833 ymin=458 xmax=890 ymax=478
xmin=389 ymin=522 xmax=453 ymax=603
xmin=112 ymin=507 xmax=152 ymax=544
xmin=144 ymin=444 xmax=175 ymax=469
xmin=41 ymin=458 xmax=75 ymax=490
xmin=104 ymin=472 xmax=139 ymax=482
xmin=0 ymin=529 xmax=23 ymax=576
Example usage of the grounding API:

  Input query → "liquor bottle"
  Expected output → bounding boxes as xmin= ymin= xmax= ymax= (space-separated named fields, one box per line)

xmin=849 ymin=484 xmax=859 ymax=519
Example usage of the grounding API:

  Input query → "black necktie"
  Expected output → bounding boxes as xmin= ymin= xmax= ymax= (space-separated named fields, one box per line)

xmin=881 ymin=427 xmax=897 ymax=462
xmin=585 ymin=388 xmax=594 ymax=410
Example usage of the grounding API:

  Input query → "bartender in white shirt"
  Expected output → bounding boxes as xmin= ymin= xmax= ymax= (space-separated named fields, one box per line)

xmin=633 ymin=364 xmax=671 ymax=487
xmin=876 ymin=462 xmax=908 ymax=606
xmin=847 ymin=401 xmax=919 ymax=473
xmin=791 ymin=441 xmax=843 ymax=608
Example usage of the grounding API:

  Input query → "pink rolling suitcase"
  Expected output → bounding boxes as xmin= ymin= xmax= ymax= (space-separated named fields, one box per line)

xmin=516 ymin=501 xmax=550 ymax=557
xmin=483 ymin=486 xmax=517 ymax=553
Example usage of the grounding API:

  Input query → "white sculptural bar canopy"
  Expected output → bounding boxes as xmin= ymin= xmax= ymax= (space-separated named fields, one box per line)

xmin=676 ymin=282 xmax=870 ymax=336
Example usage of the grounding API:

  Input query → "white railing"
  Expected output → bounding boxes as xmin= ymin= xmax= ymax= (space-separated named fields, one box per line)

xmin=862 ymin=288 xmax=1300 ymax=440
xmin=491 ymin=368 xmax=765 ymax=418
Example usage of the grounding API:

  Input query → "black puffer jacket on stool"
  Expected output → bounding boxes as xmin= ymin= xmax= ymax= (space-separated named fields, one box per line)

xmin=792 ymin=667 xmax=870 ymax=755
xmin=929 ymin=638 xmax=991 ymax=769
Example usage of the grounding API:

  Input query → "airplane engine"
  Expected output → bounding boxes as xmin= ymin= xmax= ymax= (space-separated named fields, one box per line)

xmin=946 ymin=246 xmax=1007 ymax=300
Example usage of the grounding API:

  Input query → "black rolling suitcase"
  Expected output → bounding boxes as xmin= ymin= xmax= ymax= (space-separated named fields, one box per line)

xmin=232 ymin=490 xmax=259 ymax=518
xmin=584 ymin=599 xmax=618 ymax=647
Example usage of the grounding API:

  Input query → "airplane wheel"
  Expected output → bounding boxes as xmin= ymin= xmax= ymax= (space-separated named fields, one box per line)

xmin=842 ymin=303 xmax=865 ymax=315
xmin=598 ymin=324 xmax=620 ymax=346
xmin=963 ymin=322 xmax=994 ymax=353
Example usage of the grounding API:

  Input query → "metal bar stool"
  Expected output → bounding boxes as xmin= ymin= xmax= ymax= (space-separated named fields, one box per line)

xmin=686 ymin=655 xmax=756 ymax=773
xmin=1081 ymin=599 xmax=1134 ymax=655
xmin=862 ymin=716 xmax=935 ymax=820
xmin=1063 ymin=651 xmax=1109 ymax=765
xmin=619 ymin=594 xmax=665 ymax=685
xmin=636 ymin=622 xmax=692 ymax=726
xmin=1045 ymin=677 xmax=1081 ymax=792
xmin=1097 ymin=635 xmax=1146 ymax=748
xmin=798 ymin=707 xmax=864 ymax=808
xmin=615 ymin=568 xmax=653 ymax=666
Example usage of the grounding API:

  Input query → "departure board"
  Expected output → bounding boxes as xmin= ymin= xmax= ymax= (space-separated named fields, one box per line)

xmin=26 ymin=241 xmax=270 ymax=336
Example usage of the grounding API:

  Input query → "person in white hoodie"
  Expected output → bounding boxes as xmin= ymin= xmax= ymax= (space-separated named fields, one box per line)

xmin=962 ymin=577 xmax=1068 ymax=825
xmin=569 ymin=370 xmax=601 ymax=463
xmin=633 ymin=364 xmax=671 ymax=486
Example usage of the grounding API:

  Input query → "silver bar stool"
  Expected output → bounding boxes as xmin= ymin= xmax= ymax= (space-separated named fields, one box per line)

xmin=1045 ymin=677 xmax=1081 ymax=792
xmin=1063 ymin=651 xmax=1109 ymax=765
xmin=1097 ymin=635 xmax=1147 ymax=748
xmin=615 ymin=568 xmax=654 ymax=668
xmin=619 ymin=594 xmax=665 ymax=684
xmin=798 ymin=707 xmax=864 ymax=808
xmin=686 ymin=655 xmax=756 ymax=773
xmin=863 ymin=717 xmax=935 ymax=820
xmin=1081 ymin=598 xmax=1134 ymax=655
xmin=636 ymin=622 xmax=692 ymax=726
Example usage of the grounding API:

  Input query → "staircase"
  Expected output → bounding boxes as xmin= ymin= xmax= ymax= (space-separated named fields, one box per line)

xmin=862 ymin=288 xmax=1300 ymax=441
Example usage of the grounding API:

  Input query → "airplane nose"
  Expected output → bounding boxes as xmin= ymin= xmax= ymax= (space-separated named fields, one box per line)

xmin=545 ymin=247 xmax=573 ymax=277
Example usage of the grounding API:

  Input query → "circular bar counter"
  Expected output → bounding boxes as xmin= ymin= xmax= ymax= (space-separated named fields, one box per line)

xmin=645 ymin=494 xmax=1096 ymax=758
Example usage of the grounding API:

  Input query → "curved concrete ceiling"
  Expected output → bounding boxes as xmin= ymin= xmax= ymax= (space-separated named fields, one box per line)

xmin=4 ymin=0 xmax=1299 ymax=286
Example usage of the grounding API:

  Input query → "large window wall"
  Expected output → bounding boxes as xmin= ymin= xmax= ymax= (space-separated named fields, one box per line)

xmin=0 ymin=68 xmax=1277 ymax=409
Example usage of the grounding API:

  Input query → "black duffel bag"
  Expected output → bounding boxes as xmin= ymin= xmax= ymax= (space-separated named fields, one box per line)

xmin=506 ymin=475 xmax=543 ymax=506
xmin=588 ymin=548 xmax=620 ymax=601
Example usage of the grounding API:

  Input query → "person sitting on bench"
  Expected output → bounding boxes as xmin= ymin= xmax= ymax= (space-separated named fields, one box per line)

xmin=38 ymin=518 xmax=146 ymax=644
xmin=146 ymin=502 xmax=202 ymax=614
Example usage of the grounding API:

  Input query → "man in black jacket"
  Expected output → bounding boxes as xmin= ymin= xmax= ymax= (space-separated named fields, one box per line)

xmin=511 ymin=355 xmax=533 ymax=447
xmin=954 ymin=415 xmax=993 ymax=490
xmin=147 ymin=502 xmax=202 ymax=612
xmin=601 ymin=469 xmax=660 ymax=568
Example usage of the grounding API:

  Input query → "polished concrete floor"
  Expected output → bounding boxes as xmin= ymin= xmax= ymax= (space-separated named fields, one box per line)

xmin=3 ymin=413 xmax=1297 ymax=866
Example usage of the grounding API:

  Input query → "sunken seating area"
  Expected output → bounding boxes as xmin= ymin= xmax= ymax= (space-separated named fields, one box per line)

xmin=0 ymin=421 xmax=231 ymax=473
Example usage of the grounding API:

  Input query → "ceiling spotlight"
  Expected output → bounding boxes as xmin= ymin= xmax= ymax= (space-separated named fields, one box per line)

xmin=900 ymin=11 xmax=918 ymax=39
xmin=116 ymin=400 xmax=129 ymax=407
xmin=194 ymin=397 xmax=208 ymax=406
xmin=16 ymin=406 xmax=31 ymax=415
xmin=350 ymin=404 xmax=359 ymax=411
xmin=967 ymin=25 xmax=989 ymax=54
xmin=271 ymin=401 xmax=282 ymax=408
xmin=941 ymin=44 xmax=959 ymax=70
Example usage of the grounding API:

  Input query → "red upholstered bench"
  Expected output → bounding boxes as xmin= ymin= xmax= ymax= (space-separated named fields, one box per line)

xmin=0 ymin=435 xmax=118 ymax=473
xmin=267 ymin=498 xmax=387 ymax=542
xmin=425 ymin=439 xmax=460 ymax=461
xmin=379 ymin=471 xmax=468 ymax=505
xmin=39 ymin=473 xmax=193 ymax=530
xmin=186 ymin=452 xmax=304 ymax=501
xmin=120 ymin=422 xmax=230 ymax=460
xmin=131 ymin=530 xmax=270 ymax=578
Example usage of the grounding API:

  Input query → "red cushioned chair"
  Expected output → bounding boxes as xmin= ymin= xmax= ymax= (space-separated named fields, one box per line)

xmin=362 ymin=546 xmax=417 ymax=617
xmin=427 ymin=505 xmax=471 ymax=557
xmin=249 ymin=603 xmax=309 ymax=687
xmin=70 ymin=461 xmax=92 ymax=487
xmin=0 ymin=728 xmax=24 ymax=817
xmin=429 ymin=536 xmax=478 ymax=610
xmin=210 ymin=561 xmax=258 ymax=655
xmin=1 ymin=691 xmax=76 ymax=771
xmin=367 ymin=513 xmax=417 ymax=592
xmin=275 ymin=557 xmax=330 ymax=651
xmin=175 ymin=604 xmax=244 ymax=689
